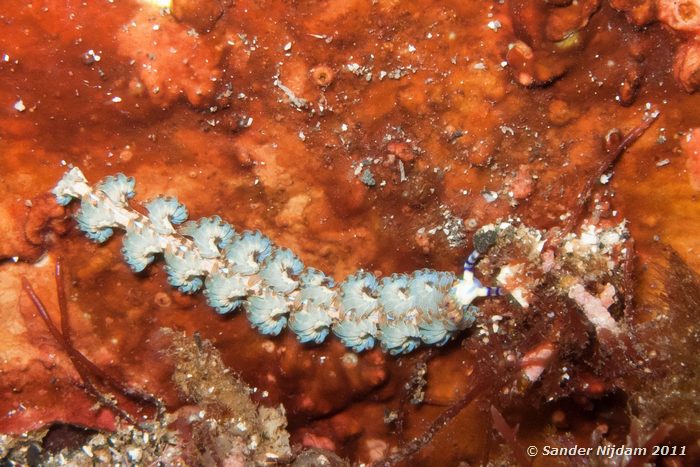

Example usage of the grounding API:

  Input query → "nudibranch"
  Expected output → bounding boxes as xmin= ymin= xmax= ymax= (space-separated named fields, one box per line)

xmin=52 ymin=167 xmax=505 ymax=355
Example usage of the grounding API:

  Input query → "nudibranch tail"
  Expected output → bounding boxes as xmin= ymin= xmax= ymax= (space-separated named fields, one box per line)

xmin=52 ymin=167 xmax=89 ymax=205
xmin=53 ymin=167 xmax=506 ymax=355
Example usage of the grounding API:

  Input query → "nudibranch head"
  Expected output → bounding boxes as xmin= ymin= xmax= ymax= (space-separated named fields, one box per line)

xmin=449 ymin=270 xmax=488 ymax=310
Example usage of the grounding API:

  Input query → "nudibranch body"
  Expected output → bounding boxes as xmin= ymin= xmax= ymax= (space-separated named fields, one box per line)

xmin=52 ymin=167 xmax=505 ymax=355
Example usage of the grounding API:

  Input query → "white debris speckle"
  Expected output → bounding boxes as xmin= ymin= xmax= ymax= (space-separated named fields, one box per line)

xmin=407 ymin=44 xmax=416 ymax=53
xmin=568 ymin=283 xmax=621 ymax=335
xmin=85 ymin=49 xmax=101 ymax=62
xmin=236 ymin=421 xmax=248 ymax=432
xmin=487 ymin=20 xmax=502 ymax=32
xmin=126 ymin=447 xmax=142 ymax=463
xmin=13 ymin=99 xmax=26 ymax=112
xmin=580 ymin=226 xmax=599 ymax=245
xmin=500 ymin=125 xmax=515 ymax=136
xmin=482 ymin=190 xmax=498 ymax=203
xmin=81 ymin=445 xmax=93 ymax=458
xmin=283 ymin=41 xmax=292 ymax=51
xmin=521 ymin=345 xmax=554 ymax=382
xmin=510 ymin=287 xmax=529 ymax=308
xmin=341 ymin=352 xmax=359 ymax=368
xmin=496 ymin=264 xmax=529 ymax=308
xmin=398 ymin=160 xmax=406 ymax=182
xmin=353 ymin=162 xmax=363 ymax=176
xmin=111 ymin=96 xmax=122 ymax=103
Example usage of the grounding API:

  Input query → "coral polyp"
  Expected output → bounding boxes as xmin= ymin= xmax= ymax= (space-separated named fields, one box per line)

xmin=53 ymin=167 xmax=506 ymax=355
